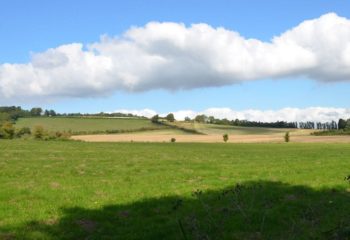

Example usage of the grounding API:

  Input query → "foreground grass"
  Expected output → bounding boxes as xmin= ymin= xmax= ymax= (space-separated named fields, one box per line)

xmin=15 ymin=117 xmax=166 ymax=133
xmin=0 ymin=140 xmax=349 ymax=239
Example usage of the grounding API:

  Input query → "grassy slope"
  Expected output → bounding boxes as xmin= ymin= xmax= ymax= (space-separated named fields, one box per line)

xmin=0 ymin=140 xmax=349 ymax=239
xmin=170 ymin=121 xmax=312 ymax=135
xmin=15 ymin=117 xmax=166 ymax=133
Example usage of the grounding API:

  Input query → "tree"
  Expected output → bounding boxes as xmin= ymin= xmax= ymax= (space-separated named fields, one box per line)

xmin=184 ymin=117 xmax=191 ymax=122
xmin=207 ymin=116 xmax=215 ymax=124
xmin=30 ymin=107 xmax=43 ymax=116
xmin=49 ymin=110 xmax=57 ymax=116
xmin=195 ymin=114 xmax=207 ymax=123
xmin=166 ymin=113 xmax=175 ymax=122
xmin=223 ymin=133 xmax=229 ymax=143
xmin=151 ymin=115 xmax=159 ymax=123
xmin=338 ymin=119 xmax=347 ymax=130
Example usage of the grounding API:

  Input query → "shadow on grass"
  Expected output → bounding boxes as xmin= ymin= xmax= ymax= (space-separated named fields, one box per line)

xmin=1 ymin=181 xmax=350 ymax=240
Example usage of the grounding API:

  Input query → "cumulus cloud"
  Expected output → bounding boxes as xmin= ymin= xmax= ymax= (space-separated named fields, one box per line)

xmin=115 ymin=108 xmax=157 ymax=118
xmin=116 ymin=107 xmax=350 ymax=123
xmin=1 ymin=13 xmax=350 ymax=100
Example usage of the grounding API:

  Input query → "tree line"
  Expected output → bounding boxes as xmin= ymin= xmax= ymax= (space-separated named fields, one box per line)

xmin=1 ymin=106 xmax=349 ymax=131
xmin=189 ymin=114 xmax=345 ymax=130
xmin=0 ymin=106 xmax=144 ymax=124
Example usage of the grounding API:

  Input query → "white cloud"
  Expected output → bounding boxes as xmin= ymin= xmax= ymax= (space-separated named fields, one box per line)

xmin=1 ymin=13 xmax=350 ymax=101
xmin=116 ymin=107 xmax=350 ymax=123
xmin=115 ymin=108 xmax=157 ymax=118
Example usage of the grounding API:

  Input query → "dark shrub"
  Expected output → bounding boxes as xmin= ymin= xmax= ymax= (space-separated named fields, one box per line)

xmin=223 ymin=133 xmax=229 ymax=143
xmin=284 ymin=132 xmax=290 ymax=142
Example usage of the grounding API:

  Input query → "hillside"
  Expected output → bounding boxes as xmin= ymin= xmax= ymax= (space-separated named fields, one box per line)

xmin=15 ymin=117 xmax=167 ymax=134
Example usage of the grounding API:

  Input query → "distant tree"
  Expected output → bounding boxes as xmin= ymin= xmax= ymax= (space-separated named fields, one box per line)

xmin=195 ymin=114 xmax=207 ymax=123
xmin=184 ymin=117 xmax=191 ymax=122
xmin=208 ymin=116 xmax=215 ymax=124
xmin=30 ymin=107 xmax=43 ymax=116
xmin=151 ymin=115 xmax=159 ymax=123
xmin=166 ymin=113 xmax=175 ymax=122
xmin=49 ymin=110 xmax=57 ymax=116
xmin=44 ymin=110 xmax=50 ymax=116
xmin=338 ymin=119 xmax=347 ymax=129
xmin=223 ymin=133 xmax=229 ymax=143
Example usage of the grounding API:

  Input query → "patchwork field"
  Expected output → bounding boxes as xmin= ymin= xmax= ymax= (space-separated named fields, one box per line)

xmin=0 ymin=140 xmax=349 ymax=239
xmin=15 ymin=117 xmax=347 ymax=143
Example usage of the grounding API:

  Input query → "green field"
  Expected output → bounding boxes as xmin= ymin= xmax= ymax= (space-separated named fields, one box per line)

xmin=15 ymin=117 xmax=166 ymax=134
xmin=169 ymin=121 xmax=312 ymax=136
xmin=1 ymin=140 xmax=349 ymax=239
xmin=14 ymin=117 xmax=314 ymax=137
xmin=194 ymin=123 xmax=296 ymax=135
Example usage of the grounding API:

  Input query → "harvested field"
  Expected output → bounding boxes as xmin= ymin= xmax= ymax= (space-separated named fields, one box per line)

xmin=72 ymin=133 xmax=350 ymax=143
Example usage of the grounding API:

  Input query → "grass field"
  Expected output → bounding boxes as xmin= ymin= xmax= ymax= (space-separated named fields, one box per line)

xmin=15 ymin=117 xmax=314 ymax=136
xmin=15 ymin=117 xmax=166 ymax=134
xmin=166 ymin=121 xmax=314 ymax=136
xmin=1 ymin=140 xmax=349 ymax=239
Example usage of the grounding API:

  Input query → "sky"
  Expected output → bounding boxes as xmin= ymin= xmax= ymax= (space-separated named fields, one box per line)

xmin=1 ymin=0 xmax=350 ymax=121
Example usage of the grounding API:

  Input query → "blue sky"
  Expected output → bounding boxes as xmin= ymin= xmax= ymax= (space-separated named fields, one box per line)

xmin=1 ymin=0 xmax=350 ymax=117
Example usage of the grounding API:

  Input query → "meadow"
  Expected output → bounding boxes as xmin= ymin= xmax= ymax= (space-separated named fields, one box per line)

xmin=0 ymin=140 xmax=349 ymax=239
xmin=15 ymin=117 xmax=166 ymax=134
xmin=168 ymin=122 xmax=303 ymax=135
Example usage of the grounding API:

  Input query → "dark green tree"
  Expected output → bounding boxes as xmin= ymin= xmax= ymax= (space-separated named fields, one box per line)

xmin=194 ymin=115 xmax=207 ymax=123
xmin=30 ymin=107 xmax=43 ymax=116
xmin=49 ymin=110 xmax=57 ymax=116
xmin=151 ymin=115 xmax=159 ymax=123
xmin=338 ymin=119 xmax=347 ymax=129
xmin=166 ymin=113 xmax=175 ymax=122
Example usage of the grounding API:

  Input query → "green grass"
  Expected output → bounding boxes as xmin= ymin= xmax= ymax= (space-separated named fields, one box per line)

xmin=15 ymin=117 xmax=166 ymax=134
xmin=0 ymin=140 xmax=349 ymax=239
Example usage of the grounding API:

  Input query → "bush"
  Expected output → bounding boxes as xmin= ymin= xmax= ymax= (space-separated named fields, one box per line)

xmin=0 ymin=121 xmax=15 ymax=139
xmin=32 ymin=125 xmax=46 ymax=139
xmin=284 ymin=132 xmax=290 ymax=142
xmin=55 ymin=131 xmax=71 ymax=140
xmin=223 ymin=133 xmax=229 ymax=143
xmin=16 ymin=127 xmax=31 ymax=138
xmin=170 ymin=137 xmax=176 ymax=143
